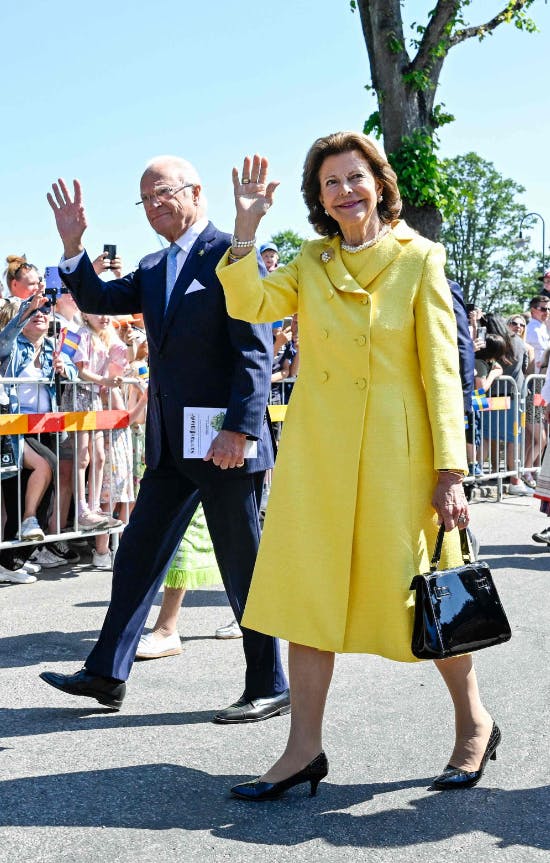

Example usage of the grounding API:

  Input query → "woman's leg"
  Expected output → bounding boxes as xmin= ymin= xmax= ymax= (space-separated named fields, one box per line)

xmin=147 ymin=587 xmax=186 ymax=637
xmin=261 ymin=643 xmax=335 ymax=783
xmin=88 ymin=431 xmax=106 ymax=512
xmin=76 ymin=431 xmax=90 ymax=511
xmin=435 ymin=654 xmax=494 ymax=771
xmin=22 ymin=443 xmax=52 ymax=519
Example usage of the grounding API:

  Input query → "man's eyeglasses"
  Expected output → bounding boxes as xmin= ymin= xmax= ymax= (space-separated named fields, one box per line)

xmin=135 ymin=183 xmax=194 ymax=207
xmin=537 ymin=307 xmax=550 ymax=313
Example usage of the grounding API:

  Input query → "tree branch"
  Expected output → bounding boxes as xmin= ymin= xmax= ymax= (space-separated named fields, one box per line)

xmin=449 ymin=0 xmax=533 ymax=47
xmin=411 ymin=0 xmax=462 ymax=74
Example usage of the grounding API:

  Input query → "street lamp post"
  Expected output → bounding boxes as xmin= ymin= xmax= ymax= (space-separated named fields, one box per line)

xmin=517 ymin=212 xmax=546 ymax=275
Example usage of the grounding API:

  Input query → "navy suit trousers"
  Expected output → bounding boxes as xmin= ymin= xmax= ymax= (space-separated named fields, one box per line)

xmin=85 ymin=448 xmax=288 ymax=700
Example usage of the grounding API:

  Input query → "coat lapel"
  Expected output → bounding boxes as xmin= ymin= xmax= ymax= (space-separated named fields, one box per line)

xmin=320 ymin=220 xmax=415 ymax=294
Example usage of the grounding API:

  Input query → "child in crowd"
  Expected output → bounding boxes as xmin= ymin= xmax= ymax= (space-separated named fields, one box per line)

xmin=73 ymin=313 xmax=127 ymax=530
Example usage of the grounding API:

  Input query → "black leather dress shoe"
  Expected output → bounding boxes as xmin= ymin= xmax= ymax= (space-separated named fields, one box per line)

xmin=39 ymin=668 xmax=126 ymax=710
xmin=213 ymin=689 xmax=290 ymax=724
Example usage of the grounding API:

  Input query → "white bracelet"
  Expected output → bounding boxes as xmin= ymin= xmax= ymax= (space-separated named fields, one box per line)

xmin=231 ymin=235 xmax=256 ymax=248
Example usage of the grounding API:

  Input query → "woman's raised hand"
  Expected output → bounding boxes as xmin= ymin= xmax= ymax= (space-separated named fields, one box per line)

xmin=232 ymin=155 xmax=279 ymax=228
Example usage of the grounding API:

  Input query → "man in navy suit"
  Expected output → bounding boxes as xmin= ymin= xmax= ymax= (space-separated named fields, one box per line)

xmin=40 ymin=157 xmax=289 ymax=722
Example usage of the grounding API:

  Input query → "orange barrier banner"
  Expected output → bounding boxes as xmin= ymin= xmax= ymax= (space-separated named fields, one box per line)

xmin=487 ymin=396 xmax=510 ymax=411
xmin=0 ymin=410 xmax=129 ymax=436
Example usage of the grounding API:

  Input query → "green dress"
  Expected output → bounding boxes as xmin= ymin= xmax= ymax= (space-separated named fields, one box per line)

xmin=164 ymin=503 xmax=221 ymax=589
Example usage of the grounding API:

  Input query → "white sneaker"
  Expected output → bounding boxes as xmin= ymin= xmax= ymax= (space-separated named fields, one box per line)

xmin=19 ymin=516 xmax=45 ymax=542
xmin=92 ymin=551 xmax=112 ymax=570
xmin=20 ymin=560 xmax=42 ymax=574
xmin=135 ymin=631 xmax=182 ymax=659
xmin=215 ymin=619 xmax=243 ymax=639
xmin=78 ymin=510 xmax=110 ymax=530
xmin=94 ymin=509 xmax=124 ymax=528
xmin=522 ymin=472 xmax=537 ymax=489
xmin=31 ymin=547 xmax=65 ymax=569
xmin=0 ymin=564 xmax=37 ymax=584
xmin=508 ymin=480 xmax=534 ymax=497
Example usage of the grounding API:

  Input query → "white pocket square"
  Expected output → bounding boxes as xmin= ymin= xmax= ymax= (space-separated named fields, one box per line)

xmin=185 ymin=279 xmax=206 ymax=295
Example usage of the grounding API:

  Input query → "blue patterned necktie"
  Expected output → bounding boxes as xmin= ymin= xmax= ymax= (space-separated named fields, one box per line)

xmin=165 ymin=242 xmax=180 ymax=309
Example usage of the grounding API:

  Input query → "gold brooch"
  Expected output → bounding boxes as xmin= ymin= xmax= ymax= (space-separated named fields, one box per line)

xmin=320 ymin=249 xmax=333 ymax=263
xmin=198 ymin=249 xmax=205 ymax=256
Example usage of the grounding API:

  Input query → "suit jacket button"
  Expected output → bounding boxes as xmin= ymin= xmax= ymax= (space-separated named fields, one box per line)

xmin=355 ymin=377 xmax=367 ymax=390
xmin=357 ymin=334 xmax=367 ymax=346
xmin=320 ymin=371 xmax=329 ymax=383
xmin=321 ymin=329 xmax=329 ymax=340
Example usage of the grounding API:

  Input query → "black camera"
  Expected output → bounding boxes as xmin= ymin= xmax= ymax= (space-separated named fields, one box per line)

xmin=47 ymin=319 xmax=61 ymax=338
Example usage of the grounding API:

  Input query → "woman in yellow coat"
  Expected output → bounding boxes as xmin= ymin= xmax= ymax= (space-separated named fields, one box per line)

xmin=216 ymin=132 xmax=499 ymax=799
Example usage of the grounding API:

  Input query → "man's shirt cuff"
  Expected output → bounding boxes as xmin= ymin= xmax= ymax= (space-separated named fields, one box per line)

xmin=59 ymin=251 xmax=85 ymax=274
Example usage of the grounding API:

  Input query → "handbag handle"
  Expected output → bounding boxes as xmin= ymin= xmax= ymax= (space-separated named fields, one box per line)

xmin=430 ymin=524 xmax=472 ymax=572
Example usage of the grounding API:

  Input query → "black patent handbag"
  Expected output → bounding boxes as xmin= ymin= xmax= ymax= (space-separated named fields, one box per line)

xmin=409 ymin=525 xmax=512 ymax=660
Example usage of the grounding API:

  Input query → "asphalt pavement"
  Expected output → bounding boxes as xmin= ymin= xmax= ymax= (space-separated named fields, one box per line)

xmin=0 ymin=494 xmax=548 ymax=863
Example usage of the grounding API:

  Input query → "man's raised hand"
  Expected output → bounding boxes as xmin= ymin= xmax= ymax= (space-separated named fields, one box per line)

xmin=47 ymin=178 xmax=88 ymax=259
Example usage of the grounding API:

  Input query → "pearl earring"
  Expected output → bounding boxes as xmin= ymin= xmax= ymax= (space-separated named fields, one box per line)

xmin=324 ymin=209 xmax=328 ymax=215
xmin=378 ymin=194 xmax=383 ymax=203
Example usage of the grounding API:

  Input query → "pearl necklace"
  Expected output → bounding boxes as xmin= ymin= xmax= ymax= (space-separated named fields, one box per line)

xmin=341 ymin=223 xmax=390 ymax=253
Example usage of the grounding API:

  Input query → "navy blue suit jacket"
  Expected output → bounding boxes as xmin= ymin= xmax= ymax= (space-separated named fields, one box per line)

xmin=448 ymin=279 xmax=474 ymax=413
xmin=61 ymin=222 xmax=275 ymax=474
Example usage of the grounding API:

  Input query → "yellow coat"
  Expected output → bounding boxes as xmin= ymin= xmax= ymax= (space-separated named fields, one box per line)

xmin=216 ymin=221 xmax=468 ymax=662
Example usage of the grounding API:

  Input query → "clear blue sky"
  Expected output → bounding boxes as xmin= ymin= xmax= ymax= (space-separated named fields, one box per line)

xmin=1 ymin=0 xmax=548 ymax=276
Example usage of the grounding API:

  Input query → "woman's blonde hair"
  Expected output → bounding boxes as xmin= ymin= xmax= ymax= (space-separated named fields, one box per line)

xmin=4 ymin=255 xmax=38 ymax=289
xmin=0 ymin=297 xmax=22 ymax=331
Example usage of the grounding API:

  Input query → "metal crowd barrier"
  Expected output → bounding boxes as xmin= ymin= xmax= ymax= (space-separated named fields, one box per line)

xmin=0 ymin=377 xmax=143 ymax=555
xmin=271 ymin=375 xmax=548 ymax=501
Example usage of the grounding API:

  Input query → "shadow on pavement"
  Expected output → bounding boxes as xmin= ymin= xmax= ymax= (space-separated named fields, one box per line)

xmin=0 ymin=707 xmax=215 ymax=738
xmin=480 ymin=545 xmax=549 ymax=570
xmin=0 ymin=762 xmax=546 ymax=851
xmin=0 ymin=630 xmax=99 ymax=669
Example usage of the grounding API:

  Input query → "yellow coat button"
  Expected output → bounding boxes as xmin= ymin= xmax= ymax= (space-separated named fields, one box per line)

xmin=355 ymin=377 xmax=367 ymax=389
xmin=361 ymin=298 xmax=369 ymax=305
xmin=328 ymin=289 xmax=334 ymax=299
xmin=321 ymin=328 xmax=328 ymax=340
xmin=320 ymin=371 xmax=329 ymax=383
xmin=357 ymin=334 xmax=367 ymax=346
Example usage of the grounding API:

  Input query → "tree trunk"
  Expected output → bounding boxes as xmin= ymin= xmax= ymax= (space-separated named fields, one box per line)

xmin=356 ymin=0 xmax=453 ymax=239
xmin=400 ymin=200 xmax=442 ymax=242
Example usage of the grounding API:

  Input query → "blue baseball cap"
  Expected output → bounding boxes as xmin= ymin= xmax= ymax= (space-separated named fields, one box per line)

xmin=260 ymin=243 xmax=278 ymax=254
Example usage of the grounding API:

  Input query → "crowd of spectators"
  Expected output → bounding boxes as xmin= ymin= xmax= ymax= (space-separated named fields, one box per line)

xmin=465 ymin=275 xmax=550 ymax=544
xmin=0 ymin=242 xmax=301 ymax=588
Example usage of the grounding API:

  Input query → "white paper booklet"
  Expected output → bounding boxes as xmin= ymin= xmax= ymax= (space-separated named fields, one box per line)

xmin=183 ymin=407 xmax=257 ymax=459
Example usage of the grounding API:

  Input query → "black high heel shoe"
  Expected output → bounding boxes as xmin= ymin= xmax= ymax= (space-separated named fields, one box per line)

xmin=432 ymin=722 xmax=501 ymax=790
xmin=230 ymin=752 xmax=328 ymax=801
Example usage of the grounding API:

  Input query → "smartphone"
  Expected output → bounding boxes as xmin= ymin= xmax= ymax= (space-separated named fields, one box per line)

xmin=283 ymin=317 xmax=293 ymax=328
xmin=44 ymin=266 xmax=63 ymax=297
xmin=103 ymin=244 xmax=117 ymax=264
xmin=477 ymin=326 xmax=487 ymax=347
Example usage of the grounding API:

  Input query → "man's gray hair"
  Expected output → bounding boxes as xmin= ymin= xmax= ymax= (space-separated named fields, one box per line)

xmin=143 ymin=155 xmax=201 ymax=187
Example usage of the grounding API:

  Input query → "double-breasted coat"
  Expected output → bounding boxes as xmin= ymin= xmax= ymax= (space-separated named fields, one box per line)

xmin=217 ymin=220 xmax=468 ymax=662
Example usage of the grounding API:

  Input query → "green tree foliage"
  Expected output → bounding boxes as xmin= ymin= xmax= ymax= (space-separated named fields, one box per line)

xmin=439 ymin=153 xmax=537 ymax=312
xmin=269 ymin=229 xmax=306 ymax=265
